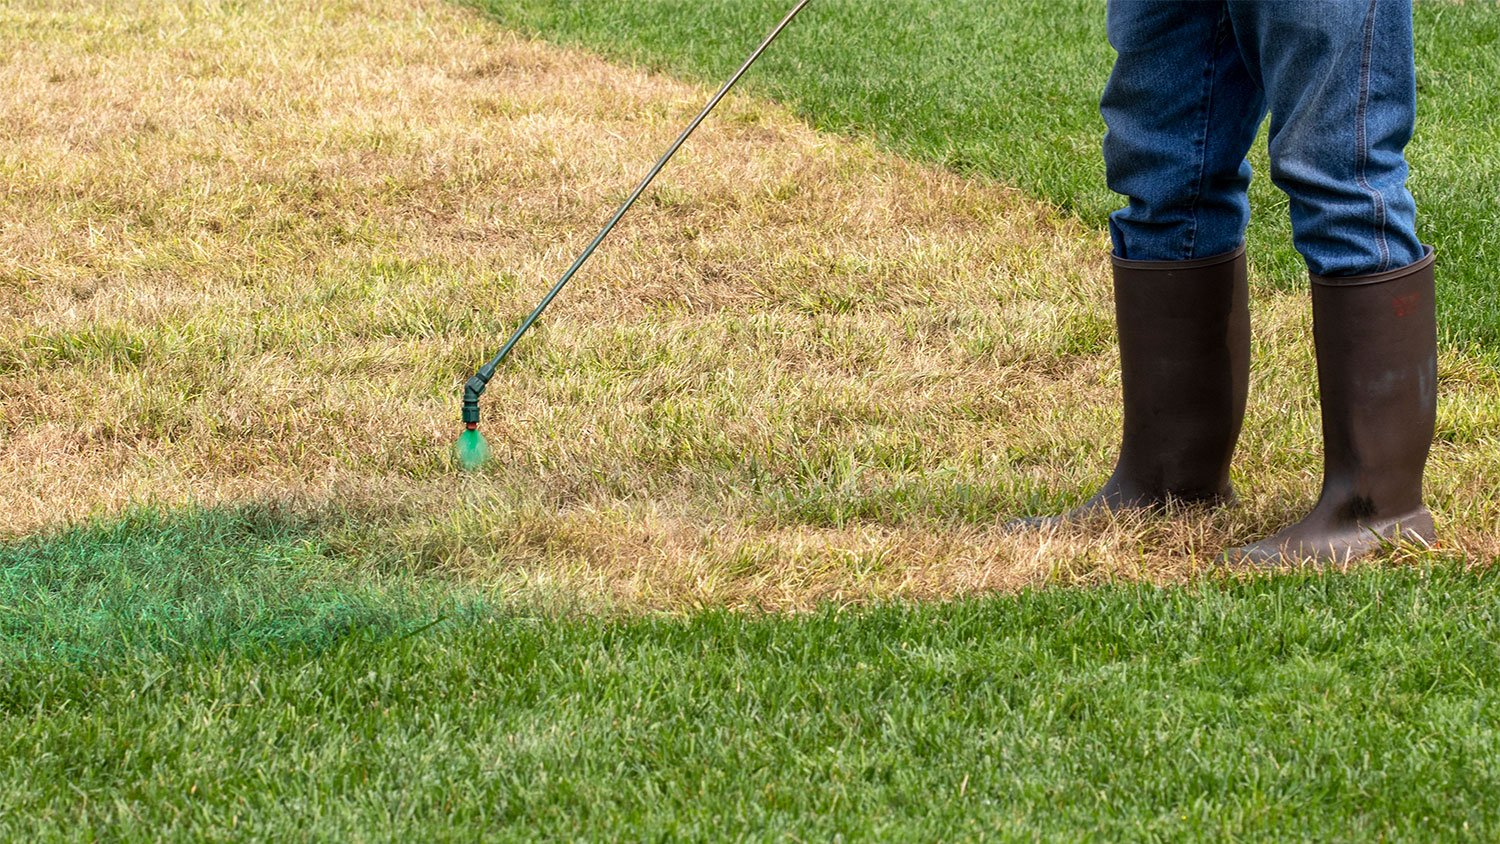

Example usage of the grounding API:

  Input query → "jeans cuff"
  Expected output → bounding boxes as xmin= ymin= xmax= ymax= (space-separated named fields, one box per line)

xmin=1112 ymin=243 xmax=1246 ymax=272
xmin=1310 ymin=245 xmax=1436 ymax=287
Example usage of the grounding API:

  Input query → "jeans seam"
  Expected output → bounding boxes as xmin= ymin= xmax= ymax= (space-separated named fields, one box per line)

xmin=1184 ymin=9 xmax=1231 ymax=261
xmin=1355 ymin=0 xmax=1392 ymax=272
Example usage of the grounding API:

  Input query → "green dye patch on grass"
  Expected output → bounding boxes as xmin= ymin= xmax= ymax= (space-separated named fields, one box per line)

xmin=2 ymin=517 xmax=1497 ymax=838
xmin=0 ymin=507 xmax=483 ymax=663
xmin=471 ymin=0 xmax=1500 ymax=350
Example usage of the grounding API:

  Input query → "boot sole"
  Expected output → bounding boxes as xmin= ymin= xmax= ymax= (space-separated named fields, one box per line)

xmin=1224 ymin=508 xmax=1437 ymax=568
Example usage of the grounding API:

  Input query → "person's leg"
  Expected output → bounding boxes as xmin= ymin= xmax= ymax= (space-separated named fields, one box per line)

xmin=1101 ymin=0 xmax=1268 ymax=261
xmin=1014 ymin=1 xmax=1260 ymax=526
xmin=1223 ymin=0 xmax=1435 ymax=563
xmin=1226 ymin=0 xmax=1424 ymax=276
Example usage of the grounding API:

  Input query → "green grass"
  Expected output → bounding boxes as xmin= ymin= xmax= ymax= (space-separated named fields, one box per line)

xmin=470 ymin=0 xmax=1500 ymax=351
xmin=4 ymin=508 xmax=1499 ymax=839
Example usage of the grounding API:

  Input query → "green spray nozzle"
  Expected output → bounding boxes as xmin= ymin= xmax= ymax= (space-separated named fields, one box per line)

xmin=454 ymin=424 xmax=491 ymax=472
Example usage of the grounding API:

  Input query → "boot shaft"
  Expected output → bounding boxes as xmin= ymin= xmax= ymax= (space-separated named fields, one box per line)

xmin=1309 ymin=247 xmax=1438 ymax=516
xmin=1110 ymin=246 xmax=1251 ymax=501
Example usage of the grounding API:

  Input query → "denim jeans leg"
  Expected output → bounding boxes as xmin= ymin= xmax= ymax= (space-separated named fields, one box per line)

xmin=1101 ymin=0 xmax=1267 ymax=262
xmin=1226 ymin=0 xmax=1424 ymax=276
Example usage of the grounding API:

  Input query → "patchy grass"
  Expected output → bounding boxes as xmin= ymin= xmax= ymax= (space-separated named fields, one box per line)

xmin=3 ymin=516 xmax=1499 ymax=839
xmin=473 ymin=0 xmax=1500 ymax=349
xmin=2 ymin=0 xmax=1497 ymax=611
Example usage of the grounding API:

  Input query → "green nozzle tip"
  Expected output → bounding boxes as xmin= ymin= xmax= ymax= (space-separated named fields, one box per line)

xmin=454 ymin=427 xmax=491 ymax=471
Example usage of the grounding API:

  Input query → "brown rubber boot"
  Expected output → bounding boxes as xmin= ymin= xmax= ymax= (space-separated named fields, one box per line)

xmin=1012 ymin=245 xmax=1251 ymax=528
xmin=1227 ymin=247 xmax=1438 ymax=565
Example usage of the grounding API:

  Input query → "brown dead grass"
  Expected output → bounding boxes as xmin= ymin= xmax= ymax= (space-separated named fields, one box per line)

xmin=1 ymin=0 xmax=1495 ymax=611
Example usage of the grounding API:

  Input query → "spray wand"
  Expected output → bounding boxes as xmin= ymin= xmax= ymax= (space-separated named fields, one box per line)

xmin=455 ymin=0 xmax=815 ymax=470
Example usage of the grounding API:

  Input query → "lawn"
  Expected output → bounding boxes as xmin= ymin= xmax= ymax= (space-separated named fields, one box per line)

xmin=2 ymin=0 xmax=1498 ymax=837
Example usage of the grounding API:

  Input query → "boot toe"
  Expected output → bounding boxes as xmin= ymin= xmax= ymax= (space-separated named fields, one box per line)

xmin=1223 ymin=509 xmax=1437 ymax=568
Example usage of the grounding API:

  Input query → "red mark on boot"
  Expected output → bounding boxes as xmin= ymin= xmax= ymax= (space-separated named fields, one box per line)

xmin=1392 ymin=293 xmax=1421 ymax=318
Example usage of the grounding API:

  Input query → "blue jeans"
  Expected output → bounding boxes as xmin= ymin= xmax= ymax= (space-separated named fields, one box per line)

xmin=1101 ymin=0 xmax=1424 ymax=277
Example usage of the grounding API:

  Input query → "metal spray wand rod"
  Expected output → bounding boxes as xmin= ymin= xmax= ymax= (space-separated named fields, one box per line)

xmin=461 ymin=0 xmax=815 ymax=428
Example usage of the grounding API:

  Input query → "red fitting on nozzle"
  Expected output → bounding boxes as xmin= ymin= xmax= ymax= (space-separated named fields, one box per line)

xmin=465 ymin=422 xmax=478 ymax=431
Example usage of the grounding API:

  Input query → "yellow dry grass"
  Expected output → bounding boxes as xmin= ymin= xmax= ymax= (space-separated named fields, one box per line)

xmin=2 ymin=0 xmax=1495 ymax=610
